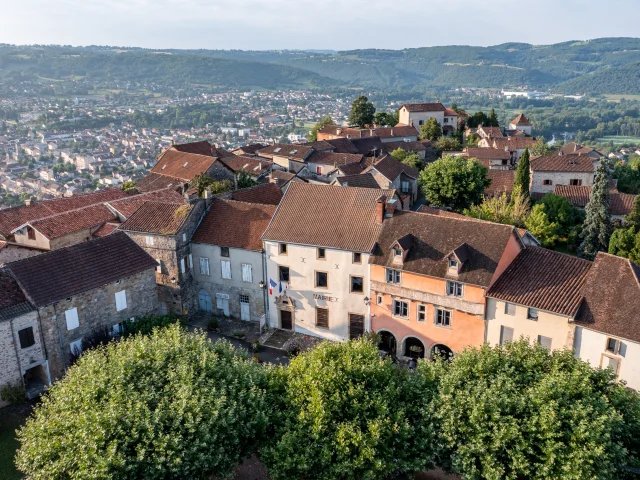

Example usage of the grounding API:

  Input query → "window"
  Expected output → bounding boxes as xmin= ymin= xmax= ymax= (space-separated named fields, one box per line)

xmin=279 ymin=266 xmax=290 ymax=282
xmin=418 ymin=120 xmax=424 ymax=126
xmin=386 ymin=268 xmax=401 ymax=284
xmin=401 ymin=181 xmax=410 ymax=193
xmin=500 ymin=325 xmax=514 ymax=345
xmin=543 ymin=179 xmax=553 ymax=186
xmin=221 ymin=246 xmax=230 ymax=258
xmin=221 ymin=260 xmax=231 ymax=279
xmin=538 ymin=335 xmax=552 ymax=349
xmin=569 ymin=179 xmax=582 ymax=186
xmin=444 ymin=117 xmax=449 ymax=123
xmin=353 ymin=252 xmax=361 ymax=264
xmin=65 ymin=308 xmax=79 ymax=330
xmin=112 ymin=322 xmax=124 ymax=338
xmin=527 ymin=308 xmax=538 ymax=320
xmin=448 ymin=258 xmax=458 ymax=269
xmin=376 ymin=295 xmax=382 ymax=305
xmin=393 ymin=300 xmax=409 ymax=317
xmin=199 ymin=257 xmax=210 ymax=276
xmin=504 ymin=302 xmax=516 ymax=316
xmin=603 ymin=355 xmax=620 ymax=375
xmin=279 ymin=243 xmax=287 ymax=255
xmin=115 ymin=290 xmax=127 ymax=311
xmin=70 ymin=339 xmax=83 ymax=356
xmin=417 ymin=304 xmax=426 ymax=322
xmin=180 ymin=258 xmax=186 ymax=274
xmin=435 ymin=308 xmax=451 ymax=327
xmin=316 ymin=307 xmax=329 ymax=329
xmin=188 ymin=254 xmax=193 ymax=270
xmin=446 ymin=281 xmax=463 ymax=297
xmin=317 ymin=248 xmax=326 ymax=260
xmin=240 ymin=294 xmax=249 ymax=304
xmin=145 ymin=235 xmax=154 ymax=246
xmin=606 ymin=338 xmax=620 ymax=354
xmin=350 ymin=276 xmax=364 ymax=293
xmin=182 ymin=233 xmax=187 ymax=242
xmin=241 ymin=263 xmax=253 ymax=283
xmin=315 ymin=271 xmax=328 ymax=288
xmin=393 ymin=247 xmax=402 ymax=258
xmin=155 ymin=258 xmax=162 ymax=273
xmin=316 ymin=166 xmax=322 ymax=174
xmin=27 ymin=226 xmax=36 ymax=240
xmin=18 ymin=327 xmax=35 ymax=349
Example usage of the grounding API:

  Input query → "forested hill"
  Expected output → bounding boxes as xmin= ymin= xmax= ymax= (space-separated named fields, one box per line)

xmin=1 ymin=38 xmax=639 ymax=94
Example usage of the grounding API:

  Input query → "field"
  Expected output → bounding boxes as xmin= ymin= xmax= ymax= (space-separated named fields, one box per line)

xmin=603 ymin=94 xmax=640 ymax=103
xmin=596 ymin=135 xmax=640 ymax=145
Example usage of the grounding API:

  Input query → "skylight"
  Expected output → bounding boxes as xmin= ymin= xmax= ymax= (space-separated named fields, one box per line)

xmin=274 ymin=147 xmax=281 ymax=153
xmin=183 ymin=162 xmax=189 ymax=167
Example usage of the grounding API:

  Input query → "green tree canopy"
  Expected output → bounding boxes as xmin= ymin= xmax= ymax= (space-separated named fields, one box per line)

xmin=579 ymin=160 xmax=612 ymax=260
xmin=420 ymin=155 xmax=490 ymax=210
xmin=487 ymin=108 xmax=500 ymax=127
xmin=525 ymin=203 xmax=560 ymax=247
xmin=348 ymin=95 xmax=376 ymax=127
xmin=120 ymin=180 xmax=138 ymax=194
xmin=308 ymin=116 xmax=334 ymax=142
xmin=423 ymin=339 xmax=640 ymax=480
xmin=608 ymin=226 xmax=640 ymax=263
xmin=16 ymin=326 xmax=275 ymax=479
xmin=538 ymin=193 xmax=579 ymax=235
xmin=626 ymin=195 xmax=640 ymax=228
xmin=434 ymin=137 xmax=462 ymax=152
xmin=191 ymin=173 xmax=233 ymax=197
xmin=263 ymin=338 xmax=436 ymax=480
xmin=514 ymin=148 xmax=530 ymax=198
xmin=464 ymin=191 xmax=530 ymax=227
xmin=389 ymin=148 xmax=422 ymax=169
xmin=530 ymin=137 xmax=551 ymax=156
xmin=419 ymin=117 xmax=442 ymax=141
xmin=374 ymin=111 xmax=398 ymax=127
xmin=237 ymin=170 xmax=257 ymax=189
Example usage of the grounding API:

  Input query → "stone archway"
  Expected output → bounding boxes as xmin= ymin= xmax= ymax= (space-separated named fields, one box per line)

xmin=431 ymin=343 xmax=454 ymax=361
xmin=404 ymin=337 xmax=425 ymax=359
xmin=377 ymin=330 xmax=397 ymax=354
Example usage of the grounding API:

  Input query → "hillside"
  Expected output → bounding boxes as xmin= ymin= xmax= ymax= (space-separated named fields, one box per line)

xmin=1 ymin=38 xmax=639 ymax=94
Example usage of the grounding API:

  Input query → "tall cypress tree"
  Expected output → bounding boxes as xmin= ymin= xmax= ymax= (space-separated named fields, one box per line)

xmin=578 ymin=159 xmax=612 ymax=260
xmin=513 ymin=148 xmax=530 ymax=198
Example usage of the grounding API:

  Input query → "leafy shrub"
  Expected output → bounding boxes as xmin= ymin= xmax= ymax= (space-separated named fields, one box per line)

xmin=0 ymin=382 xmax=26 ymax=404
xmin=121 ymin=315 xmax=183 ymax=338
xmin=207 ymin=317 xmax=219 ymax=330
xmin=16 ymin=326 xmax=276 ymax=479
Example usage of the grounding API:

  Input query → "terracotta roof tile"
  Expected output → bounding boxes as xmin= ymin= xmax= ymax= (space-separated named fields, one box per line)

xmin=135 ymin=172 xmax=183 ymax=192
xmin=119 ymin=202 xmax=192 ymax=235
xmin=0 ymin=268 xmax=31 ymax=317
xmin=307 ymin=151 xmax=364 ymax=166
xmin=400 ymin=103 xmax=446 ymax=113
xmin=257 ymin=144 xmax=313 ymax=161
xmin=334 ymin=173 xmax=382 ymax=189
xmin=485 ymin=170 xmax=515 ymax=197
xmin=228 ymin=183 xmax=283 ymax=206
xmin=8 ymin=232 xmax=157 ymax=307
xmin=487 ymin=247 xmax=592 ymax=316
xmin=553 ymin=185 xmax=636 ymax=216
xmin=478 ymin=126 xmax=504 ymax=138
xmin=220 ymin=155 xmax=272 ymax=176
xmin=370 ymin=155 xmax=419 ymax=180
xmin=370 ymin=211 xmax=517 ymax=286
xmin=575 ymin=253 xmax=640 ymax=342
xmin=372 ymin=126 xmax=419 ymax=139
xmin=170 ymin=141 xmax=214 ymax=157
xmin=262 ymin=183 xmax=389 ymax=252
xmin=510 ymin=113 xmax=532 ymax=126
xmin=151 ymin=149 xmax=220 ymax=181
xmin=467 ymin=148 xmax=511 ymax=160
xmin=107 ymin=188 xmax=184 ymax=218
xmin=192 ymin=199 xmax=276 ymax=251
xmin=492 ymin=136 xmax=536 ymax=150
xmin=384 ymin=141 xmax=427 ymax=153
xmin=92 ymin=222 xmax=120 ymax=237
xmin=531 ymin=154 xmax=596 ymax=173
xmin=27 ymin=204 xmax=117 ymax=240
xmin=325 ymin=138 xmax=359 ymax=154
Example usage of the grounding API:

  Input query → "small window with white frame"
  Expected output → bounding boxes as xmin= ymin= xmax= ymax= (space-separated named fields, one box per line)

xmin=279 ymin=243 xmax=287 ymax=255
xmin=317 ymin=247 xmax=326 ymax=260
xmin=605 ymin=337 xmax=621 ymax=354
xmin=504 ymin=302 xmax=516 ymax=316
xmin=386 ymin=268 xmax=401 ymax=284
xmin=393 ymin=300 xmax=408 ymax=318
xmin=446 ymin=281 xmax=463 ymax=297
xmin=353 ymin=252 xmax=362 ymax=264
xmin=199 ymin=257 xmax=210 ymax=276
xmin=393 ymin=247 xmax=402 ymax=258
xmin=435 ymin=308 xmax=451 ymax=327
xmin=448 ymin=258 xmax=458 ymax=269
xmin=417 ymin=304 xmax=426 ymax=322
xmin=376 ymin=295 xmax=382 ymax=305
xmin=145 ymin=235 xmax=154 ymax=246
xmin=527 ymin=308 xmax=538 ymax=320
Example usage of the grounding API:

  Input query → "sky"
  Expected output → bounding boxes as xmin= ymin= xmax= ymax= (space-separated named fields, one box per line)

xmin=1 ymin=0 xmax=639 ymax=51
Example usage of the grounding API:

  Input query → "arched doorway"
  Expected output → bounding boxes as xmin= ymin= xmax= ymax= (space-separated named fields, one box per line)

xmin=404 ymin=337 xmax=425 ymax=359
xmin=198 ymin=289 xmax=213 ymax=313
xmin=431 ymin=344 xmax=454 ymax=361
xmin=377 ymin=330 xmax=397 ymax=354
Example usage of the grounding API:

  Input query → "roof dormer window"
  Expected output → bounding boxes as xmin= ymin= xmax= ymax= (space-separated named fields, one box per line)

xmin=448 ymin=258 xmax=458 ymax=269
xmin=393 ymin=247 xmax=402 ymax=258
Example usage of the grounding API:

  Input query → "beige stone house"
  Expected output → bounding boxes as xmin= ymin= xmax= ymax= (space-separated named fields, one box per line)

xmin=363 ymin=155 xmax=419 ymax=206
xmin=397 ymin=102 xmax=458 ymax=135
xmin=530 ymin=153 xmax=599 ymax=195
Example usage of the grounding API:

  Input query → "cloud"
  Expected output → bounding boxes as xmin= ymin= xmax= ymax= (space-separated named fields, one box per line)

xmin=0 ymin=0 xmax=638 ymax=50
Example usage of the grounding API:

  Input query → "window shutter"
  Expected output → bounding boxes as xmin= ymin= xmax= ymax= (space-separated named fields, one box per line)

xmin=188 ymin=254 xmax=193 ymax=270
xmin=316 ymin=308 xmax=329 ymax=328
xmin=65 ymin=308 xmax=79 ymax=330
xmin=18 ymin=327 xmax=35 ymax=349
xmin=500 ymin=326 xmax=514 ymax=345
xmin=155 ymin=259 xmax=162 ymax=273
xmin=242 ymin=264 xmax=252 ymax=282
xmin=115 ymin=290 xmax=127 ymax=311
xmin=180 ymin=258 xmax=186 ymax=274
xmin=221 ymin=260 xmax=231 ymax=279
xmin=538 ymin=335 xmax=552 ymax=349
xmin=200 ymin=257 xmax=210 ymax=275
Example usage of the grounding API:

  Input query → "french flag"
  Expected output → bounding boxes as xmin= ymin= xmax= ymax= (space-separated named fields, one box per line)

xmin=269 ymin=278 xmax=277 ymax=295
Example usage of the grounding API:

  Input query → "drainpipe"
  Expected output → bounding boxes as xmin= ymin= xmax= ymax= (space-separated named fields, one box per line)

xmin=262 ymin=249 xmax=270 ymax=327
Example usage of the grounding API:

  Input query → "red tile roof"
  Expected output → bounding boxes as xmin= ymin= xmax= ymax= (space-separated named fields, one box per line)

xmin=575 ymin=253 xmax=640 ymax=342
xmin=220 ymin=155 xmax=272 ymax=176
xmin=477 ymin=126 xmax=504 ymax=138
xmin=487 ymin=247 xmax=592 ymax=316
xmin=531 ymin=154 xmax=596 ymax=173
xmin=107 ymin=188 xmax=184 ymax=218
xmin=492 ymin=136 xmax=536 ymax=151
xmin=307 ymin=151 xmax=364 ymax=166
xmin=325 ymin=138 xmax=359 ymax=154
xmin=92 ymin=222 xmax=120 ymax=237
xmin=400 ymin=103 xmax=446 ymax=113
xmin=8 ymin=232 xmax=157 ymax=307
xmin=228 ymin=183 xmax=283 ymax=206
xmin=0 ymin=268 xmax=31 ymax=319
xmin=370 ymin=155 xmax=419 ymax=180
xmin=28 ymin=204 xmax=117 ymax=240
xmin=485 ymin=170 xmax=515 ymax=197
xmin=257 ymin=144 xmax=313 ymax=161
xmin=510 ymin=113 xmax=532 ymax=126
xmin=263 ymin=183 xmax=391 ymax=252
xmin=553 ymin=185 xmax=636 ymax=216
xmin=169 ymin=141 xmax=214 ymax=157
xmin=192 ymin=199 xmax=276 ymax=251
xmin=151 ymin=149 xmax=221 ymax=181
xmin=135 ymin=172 xmax=183 ymax=192
xmin=444 ymin=108 xmax=459 ymax=117
xmin=119 ymin=202 xmax=192 ymax=235
xmin=372 ymin=126 xmax=419 ymax=139
xmin=466 ymin=148 xmax=511 ymax=160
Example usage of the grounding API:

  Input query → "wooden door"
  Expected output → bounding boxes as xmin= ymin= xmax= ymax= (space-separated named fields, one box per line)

xmin=198 ymin=290 xmax=213 ymax=313
xmin=240 ymin=298 xmax=250 ymax=321
xmin=349 ymin=314 xmax=364 ymax=340
xmin=280 ymin=310 xmax=292 ymax=330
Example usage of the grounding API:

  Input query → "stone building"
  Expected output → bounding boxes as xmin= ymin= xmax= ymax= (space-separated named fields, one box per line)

xmin=119 ymin=198 xmax=207 ymax=316
xmin=530 ymin=153 xmax=599 ymax=195
xmin=8 ymin=232 xmax=158 ymax=380
xmin=0 ymin=270 xmax=48 ymax=407
xmin=191 ymin=199 xmax=276 ymax=322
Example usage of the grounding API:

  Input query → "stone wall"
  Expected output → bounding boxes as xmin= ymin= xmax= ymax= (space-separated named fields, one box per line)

xmin=530 ymin=170 xmax=594 ymax=195
xmin=38 ymin=268 xmax=158 ymax=380
xmin=206 ymin=162 xmax=235 ymax=183
xmin=0 ymin=244 xmax=44 ymax=266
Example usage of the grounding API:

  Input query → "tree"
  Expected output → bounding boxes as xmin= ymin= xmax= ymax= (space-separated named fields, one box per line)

xmin=120 ymin=180 xmax=138 ymax=194
xmin=420 ymin=155 xmax=490 ymax=210
xmin=466 ymin=111 xmax=489 ymax=129
xmin=626 ymin=195 xmax=640 ymax=228
xmin=466 ymin=133 xmax=480 ymax=147
xmin=374 ymin=111 xmax=399 ymax=127
xmin=423 ymin=339 xmax=640 ymax=480
xmin=434 ymin=137 xmax=462 ymax=152
xmin=191 ymin=173 xmax=233 ymax=197
xmin=16 ymin=326 xmax=275 ymax=479
xmin=419 ymin=117 xmax=442 ymax=141
xmin=263 ymin=338 xmax=436 ymax=480
xmin=237 ymin=171 xmax=257 ymax=189
xmin=308 ymin=117 xmax=334 ymax=142
xmin=525 ymin=203 xmax=560 ymax=247
xmin=608 ymin=226 xmax=640 ymax=263
xmin=579 ymin=160 xmax=612 ymax=260
xmin=348 ymin=95 xmax=375 ymax=127
xmin=390 ymin=148 xmax=422 ymax=169
xmin=513 ymin=148 xmax=530 ymax=198
xmin=530 ymin=137 xmax=551 ymax=156
xmin=464 ymin=191 xmax=530 ymax=227
xmin=487 ymin=108 xmax=500 ymax=127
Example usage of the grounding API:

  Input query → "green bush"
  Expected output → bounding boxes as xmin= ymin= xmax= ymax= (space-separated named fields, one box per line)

xmin=0 ymin=383 xmax=26 ymax=404
xmin=422 ymin=339 xmax=640 ymax=480
xmin=262 ymin=337 xmax=436 ymax=480
xmin=121 ymin=315 xmax=183 ymax=338
xmin=16 ymin=326 xmax=275 ymax=479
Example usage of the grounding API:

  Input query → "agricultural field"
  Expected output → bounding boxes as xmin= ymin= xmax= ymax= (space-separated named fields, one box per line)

xmin=597 ymin=135 xmax=640 ymax=145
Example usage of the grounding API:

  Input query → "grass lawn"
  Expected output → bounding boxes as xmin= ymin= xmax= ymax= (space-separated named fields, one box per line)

xmin=0 ymin=402 xmax=34 ymax=480
xmin=596 ymin=135 xmax=640 ymax=145
xmin=603 ymin=94 xmax=640 ymax=103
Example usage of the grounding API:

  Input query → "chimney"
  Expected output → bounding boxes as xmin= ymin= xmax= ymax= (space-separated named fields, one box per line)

xmin=183 ymin=191 xmax=190 ymax=203
xmin=390 ymin=129 xmax=394 ymax=137
xmin=385 ymin=199 xmax=397 ymax=217
xmin=375 ymin=195 xmax=387 ymax=224
xmin=436 ymin=100 xmax=441 ymax=104
xmin=25 ymin=197 xmax=33 ymax=207
xmin=559 ymin=151 xmax=564 ymax=157
xmin=203 ymin=187 xmax=213 ymax=207
xmin=370 ymin=128 xmax=374 ymax=137
xmin=336 ymin=128 xmax=342 ymax=135
xmin=410 ymin=120 xmax=414 ymax=127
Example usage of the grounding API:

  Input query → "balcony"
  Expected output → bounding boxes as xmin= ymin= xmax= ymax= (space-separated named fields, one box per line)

xmin=370 ymin=280 xmax=484 ymax=316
